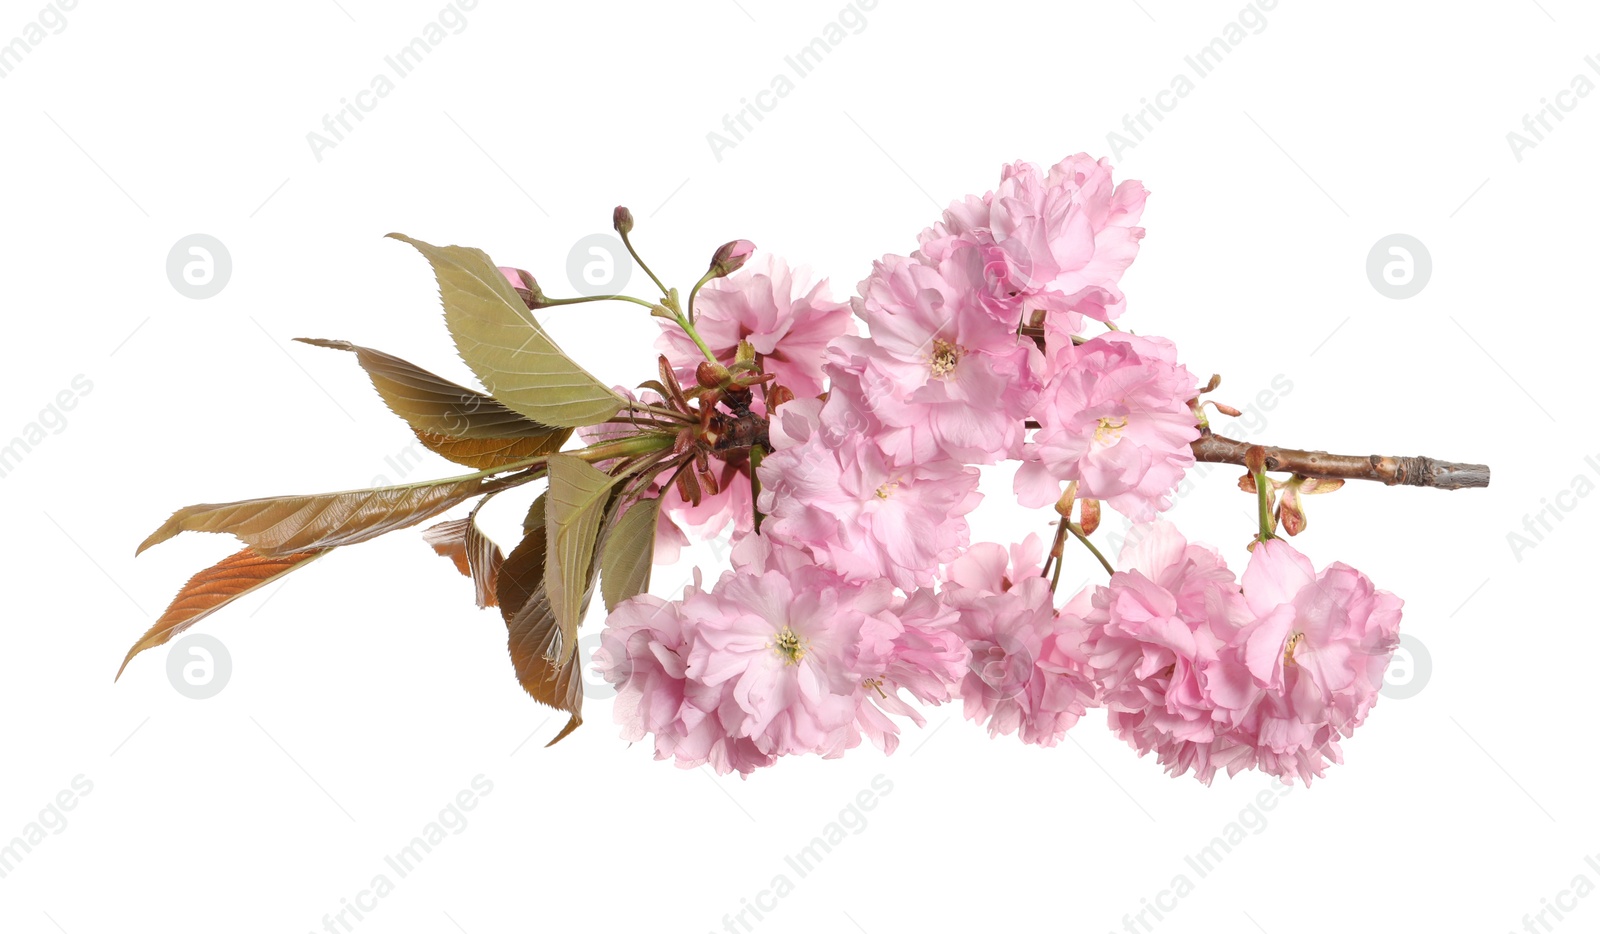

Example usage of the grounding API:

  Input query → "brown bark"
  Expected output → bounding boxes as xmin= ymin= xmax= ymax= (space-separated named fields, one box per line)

xmin=1190 ymin=431 xmax=1490 ymax=490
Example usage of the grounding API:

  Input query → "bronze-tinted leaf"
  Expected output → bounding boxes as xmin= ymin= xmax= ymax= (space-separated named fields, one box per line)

xmin=543 ymin=454 xmax=619 ymax=665
xmin=497 ymin=496 xmax=548 ymax=621
xmin=411 ymin=429 xmax=570 ymax=470
xmin=294 ymin=338 xmax=562 ymax=438
xmin=601 ymin=495 xmax=661 ymax=612
xmin=504 ymin=583 xmax=587 ymax=746
xmin=504 ymin=489 xmax=619 ymax=746
xmin=387 ymin=235 xmax=625 ymax=428
xmin=421 ymin=514 xmax=503 ymax=609
xmin=138 ymin=477 xmax=492 ymax=558
xmin=118 ymin=547 xmax=327 ymax=679
xmin=295 ymin=338 xmax=574 ymax=469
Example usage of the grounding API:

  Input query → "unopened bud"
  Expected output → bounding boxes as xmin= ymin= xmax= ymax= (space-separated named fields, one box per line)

xmin=1079 ymin=499 xmax=1101 ymax=536
xmin=1054 ymin=481 xmax=1078 ymax=518
xmin=498 ymin=266 xmax=544 ymax=309
xmin=1278 ymin=488 xmax=1306 ymax=536
xmin=708 ymin=239 xmax=756 ymax=278
xmin=613 ymin=206 xmax=635 ymax=235
xmin=1211 ymin=401 xmax=1242 ymax=418
xmin=766 ymin=385 xmax=795 ymax=410
xmin=1245 ymin=445 xmax=1268 ymax=475
xmin=696 ymin=361 xmax=731 ymax=389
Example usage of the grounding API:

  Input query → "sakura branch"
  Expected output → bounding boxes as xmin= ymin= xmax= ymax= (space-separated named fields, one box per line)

xmin=1190 ymin=432 xmax=1491 ymax=490
xmin=127 ymin=153 xmax=1488 ymax=789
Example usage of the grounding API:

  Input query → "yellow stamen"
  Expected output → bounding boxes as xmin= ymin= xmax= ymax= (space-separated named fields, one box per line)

xmin=1093 ymin=415 xmax=1128 ymax=444
xmin=930 ymin=339 xmax=962 ymax=378
xmin=1284 ymin=632 xmax=1305 ymax=667
xmin=773 ymin=626 xmax=806 ymax=665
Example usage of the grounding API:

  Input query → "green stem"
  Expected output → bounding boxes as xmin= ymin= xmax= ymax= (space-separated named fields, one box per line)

xmin=686 ymin=270 xmax=717 ymax=325
xmin=573 ymin=433 xmax=677 ymax=464
xmin=1067 ymin=522 xmax=1114 ymax=576
xmin=619 ymin=229 xmax=669 ymax=298
xmin=678 ymin=314 xmax=719 ymax=366
xmin=1255 ymin=470 xmax=1277 ymax=542
xmin=536 ymin=293 xmax=659 ymax=310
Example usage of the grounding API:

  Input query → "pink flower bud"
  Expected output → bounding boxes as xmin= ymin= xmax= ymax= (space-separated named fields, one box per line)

xmin=498 ymin=266 xmax=545 ymax=309
xmin=708 ymin=239 xmax=756 ymax=278
xmin=613 ymin=206 xmax=634 ymax=235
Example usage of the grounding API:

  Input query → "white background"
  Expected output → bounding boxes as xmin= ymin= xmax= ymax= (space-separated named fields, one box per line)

xmin=0 ymin=1 xmax=1593 ymax=932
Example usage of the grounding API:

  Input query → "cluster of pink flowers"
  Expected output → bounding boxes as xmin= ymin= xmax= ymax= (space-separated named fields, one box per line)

xmin=1083 ymin=523 xmax=1402 ymax=785
xmin=600 ymin=154 xmax=1405 ymax=782
xmin=594 ymin=535 xmax=968 ymax=771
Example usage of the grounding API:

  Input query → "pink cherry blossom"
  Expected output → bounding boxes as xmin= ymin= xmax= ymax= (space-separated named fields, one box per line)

xmin=833 ymin=244 xmax=1041 ymax=465
xmin=595 ymin=593 xmax=775 ymax=776
xmin=599 ymin=536 xmax=970 ymax=773
xmin=941 ymin=573 xmax=1100 ymax=746
xmin=921 ymin=154 xmax=1148 ymax=328
xmin=1227 ymin=539 xmax=1404 ymax=785
xmin=1019 ymin=332 xmax=1200 ymax=520
xmin=658 ymin=253 xmax=853 ymax=399
xmin=1081 ymin=522 xmax=1255 ymax=782
xmin=757 ymin=399 xmax=981 ymax=589
xmin=682 ymin=568 xmax=878 ymax=761
xmin=945 ymin=534 xmax=1046 ymax=594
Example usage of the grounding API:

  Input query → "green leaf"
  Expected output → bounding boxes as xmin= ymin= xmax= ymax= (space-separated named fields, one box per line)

xmin=387 ymin=234 xmax=624 ymax=429
xmin=601 ymin=495 xmax=662 ymax=612
xmin=543 ymin=454 xmax=620 ymax=665
xmin=138 ymin=476 xmax=495 ymax=558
